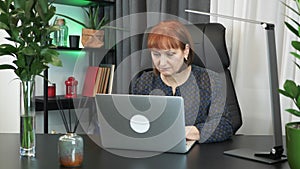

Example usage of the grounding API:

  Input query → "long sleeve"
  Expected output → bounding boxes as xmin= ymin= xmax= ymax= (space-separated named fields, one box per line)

xmin=195 ymin=107 xmax=233 ymax=143
xmin=194 ymin=71 xmax=233 ymax=143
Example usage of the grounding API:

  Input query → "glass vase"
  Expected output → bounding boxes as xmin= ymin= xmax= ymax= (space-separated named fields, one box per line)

xmin=20 ymin=80 xmax=36 ymax=157
xmin=58 ymin=133 xmax=84 ymax=167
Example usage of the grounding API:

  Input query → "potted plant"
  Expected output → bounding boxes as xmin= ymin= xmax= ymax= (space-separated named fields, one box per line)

xmin=56 ymin=5 xmax=118 ymax=48
xmin=0 ymin=0 xmax=62 ymax=157
xmin=279 ymin=1 xmax=300 ymax=168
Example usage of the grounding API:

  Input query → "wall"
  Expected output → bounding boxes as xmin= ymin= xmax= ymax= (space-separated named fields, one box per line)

xmin=0 ymin=29 xmax=19 ymax=133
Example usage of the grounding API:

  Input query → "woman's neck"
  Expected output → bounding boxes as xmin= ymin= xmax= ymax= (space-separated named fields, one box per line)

xmin=160 ymin=65 xmax=192 ymax=94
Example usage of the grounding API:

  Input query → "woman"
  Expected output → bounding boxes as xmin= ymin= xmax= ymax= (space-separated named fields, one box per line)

xmin=132 ymin=20 xmax=233 ymax=143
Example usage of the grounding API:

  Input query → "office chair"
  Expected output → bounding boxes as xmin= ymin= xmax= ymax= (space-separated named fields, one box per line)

xmin=134 ymin=23 xmax=242 ymax=134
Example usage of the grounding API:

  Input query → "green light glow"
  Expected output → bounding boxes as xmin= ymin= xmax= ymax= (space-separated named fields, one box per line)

xmin=58 ymin=50 xmax=86 ymax=58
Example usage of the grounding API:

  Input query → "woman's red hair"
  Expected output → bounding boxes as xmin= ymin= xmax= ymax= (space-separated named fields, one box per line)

xmin=147 ymin=20 xmax=194 ymax=65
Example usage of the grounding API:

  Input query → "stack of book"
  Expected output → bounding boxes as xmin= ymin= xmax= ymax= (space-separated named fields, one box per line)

xmin=82 ymin=64 xmax=115 ymax=97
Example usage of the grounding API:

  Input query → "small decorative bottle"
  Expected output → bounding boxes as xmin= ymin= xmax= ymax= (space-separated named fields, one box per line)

xmin=54 ymin=18 xmax=68 ymax=47
xmin=58 ymin=133 xmax=84 ymax=167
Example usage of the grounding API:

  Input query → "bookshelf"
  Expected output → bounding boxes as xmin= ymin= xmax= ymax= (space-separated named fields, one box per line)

xmin=39 ymin=0 xmax=116 ymax=133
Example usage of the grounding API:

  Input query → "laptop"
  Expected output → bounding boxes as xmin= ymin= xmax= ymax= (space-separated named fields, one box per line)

xmin=95 ymin=94 xmax=196 ymax=153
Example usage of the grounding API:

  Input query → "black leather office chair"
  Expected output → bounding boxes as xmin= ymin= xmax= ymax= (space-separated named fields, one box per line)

xmin=134 ymin=23 xmax=242 ymax=134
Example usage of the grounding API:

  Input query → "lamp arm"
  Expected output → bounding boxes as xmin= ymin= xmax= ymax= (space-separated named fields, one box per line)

xmin=253 ymin=24 xmax=285 ymax=160
xmin=262 ymin=23 xmax=283 ymax=148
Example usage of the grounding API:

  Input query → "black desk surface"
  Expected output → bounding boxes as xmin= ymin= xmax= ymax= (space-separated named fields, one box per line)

xmin=0 ymin=134 xmax=290 ymax=169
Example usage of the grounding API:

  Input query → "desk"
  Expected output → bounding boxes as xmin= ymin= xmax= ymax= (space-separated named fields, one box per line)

xmin=0 ymin=134 xmax=290 ymax=169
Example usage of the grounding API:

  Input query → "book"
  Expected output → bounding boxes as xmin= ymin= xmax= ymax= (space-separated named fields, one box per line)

xmin=82 ymin=64 xmax=115 ymax=97
xmin=107 ymin=64 xmax=115 ymax=94
xmin=102 ymin=67 xmax=110 ymax=94
xmin=93 ymin=67 xmax=104 ymax=95
xmin=96 ymin=64 xmax=115 ymax=94
xmin=96 ymin=66 xmax=104 ymax=94
xmin=82 ymin=66 xmax=99 ymax=97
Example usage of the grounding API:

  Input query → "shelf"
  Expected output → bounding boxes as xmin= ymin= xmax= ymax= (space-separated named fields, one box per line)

xmin=54 ymin=46 xmax=82 ymax=51
xmin=51 ymin=46 xmax=115 ymax=53
xmin=50 ymin=0 xmax=115 ymax=7
xmin=35 ymin=95 xmax=94 ymax=111
xmin=90 ymin=0 xmax=115 ymax=6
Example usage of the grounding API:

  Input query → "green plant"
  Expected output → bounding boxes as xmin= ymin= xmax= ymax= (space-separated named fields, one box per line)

xmin=279 ymin=0 xmax=300 ymax=117
xmin=56 ymin=5 xmax=113 ymax=30
xmin=0 ymin=0 xmax=62 ymax=154
xmin=0 ymin=0 xmax=62 ymax=80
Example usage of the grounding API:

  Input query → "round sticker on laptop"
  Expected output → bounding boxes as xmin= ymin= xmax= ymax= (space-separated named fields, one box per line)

xmin=130 ymin=114 xmax=150 ymax=133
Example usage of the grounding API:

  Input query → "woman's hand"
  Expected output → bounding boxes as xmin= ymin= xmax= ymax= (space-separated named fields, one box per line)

xmin=185 ymin=126 xmax=200 ymax=141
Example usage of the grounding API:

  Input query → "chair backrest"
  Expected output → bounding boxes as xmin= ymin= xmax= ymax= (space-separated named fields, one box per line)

xmin=138 ymin=23 xmax=242 ymax=134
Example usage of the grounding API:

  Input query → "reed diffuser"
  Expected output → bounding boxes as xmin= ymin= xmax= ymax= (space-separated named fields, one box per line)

xmin=56 ymin=97 xmax=88 ymax=167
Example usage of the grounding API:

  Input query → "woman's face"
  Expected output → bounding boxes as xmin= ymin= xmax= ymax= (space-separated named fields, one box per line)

xmin=151 ymin=46 xmax=189 ymax=76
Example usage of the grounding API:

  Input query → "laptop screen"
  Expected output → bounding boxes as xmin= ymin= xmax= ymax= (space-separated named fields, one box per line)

xmin=95 ymin=94 xmax=189 ymax=155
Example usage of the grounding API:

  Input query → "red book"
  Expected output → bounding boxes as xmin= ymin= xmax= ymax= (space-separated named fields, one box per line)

xmin=82 ymin=66 xmax=99 ymax=97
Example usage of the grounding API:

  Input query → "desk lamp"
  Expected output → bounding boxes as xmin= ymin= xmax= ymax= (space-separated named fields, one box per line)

xmin=185 ymin=9 xmax=287 ymax=164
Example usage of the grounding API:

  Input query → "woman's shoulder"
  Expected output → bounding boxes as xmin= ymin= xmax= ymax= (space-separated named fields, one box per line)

xmin=191 ymin=65 xmax=220 ymax=76
xmin=132 ymin=70 xmax=156 ymax=94
xmin=191 ymin=65 xmax=214 ymax=78
xmin=136 ymin=70 xmax=156 ymax=82
xmin=134 ymin=70 xmax=157 ymax=87
xmin=191 ymin=65 xmax=224 ymax=86
xmin=191 ymin=64 xmax=206 ymax=72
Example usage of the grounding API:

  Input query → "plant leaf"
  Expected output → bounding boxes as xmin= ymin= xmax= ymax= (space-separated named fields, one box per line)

xmin=0 ymin=22 xmax=9 ymax=30
xmin=0 ymin=1 xmax=6 ymax=13
xmin=282 ymin=1 xmax=300 ymax=16
xmin=0 ymin=44 xmax=18 ymax=56
xmin=294 ymin=61 xmax=300 ymax=70
xmin=41 ymin=48 xmax=62 ymax=67
xmin=94 ymin=6 xmax=100 ymax=29
xmin=35 ymin=0 xmax=48 ymax=22
xmin=13 ymin=0 xmax=25 ymax=9
xmin=24 ymin=0 xmax=34 ymax=19
xmin=290 ymin=52 xmax=300 ymax=60
xmin=279 ymin=88 xmax=294 ymax=99
xmin=0 ymin=64 xmax=16 ymax=70
xmin=97 ymin=16 xmax=109 ymax=30
xmin=286 ymin=15 xmax=300 ymax=27
xmin=285 ymin=22 xmax=300 ymax=38
xmin=44 ymin=5 xmax=56 ymax=22
xmin=286 ymin=108 xmax=300 ymax=117
xmin=30 ymin=60 xmax=47 ymax=76
xmin=292 ymin=41 xmax=300 ymax=51
xmin=20 ymin=46 xmax=36 ymax=56
xmin=296 ymin=93 xmax=300 ymax=109
xmin=50 ymin=55 xmax=63 ymax=67
xmin=283 ymin=80 xmax=298 ymax=98
xmin=13 ymin=56 xmax=26 ymax=68
xmin=89 ymin=6 xmax=94 ymax=29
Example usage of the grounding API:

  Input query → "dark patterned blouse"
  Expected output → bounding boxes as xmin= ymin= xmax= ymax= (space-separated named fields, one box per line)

xmin=132 ymin=65 xmax=233 ymax=143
